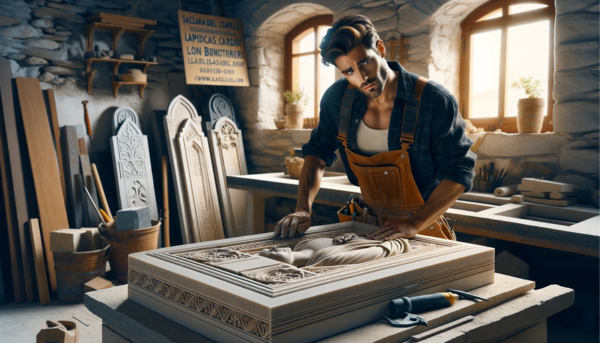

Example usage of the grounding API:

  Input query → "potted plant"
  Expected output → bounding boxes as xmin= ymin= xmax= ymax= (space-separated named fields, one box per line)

xmin=283 ymin=84 xmax=309 ymax=129
xmin=511 ymin=76 xmax=545 ymax=133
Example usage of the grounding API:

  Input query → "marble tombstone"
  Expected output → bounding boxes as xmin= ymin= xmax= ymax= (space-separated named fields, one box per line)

xmin=127 ymin=222 xmax=495 ymax=343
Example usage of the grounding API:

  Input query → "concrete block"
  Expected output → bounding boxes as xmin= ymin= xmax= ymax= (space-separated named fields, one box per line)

xmin=520 ymin=191 xmax=549 ymax=198
xmin=519 ymin=178 xmax=575 ymax=192
xmin=116 ymin=206 xmax=151 ymax=231
xmin=84 ymin=276 xmax=112 ymax=293
xmin=495 ymin=251 xmax=530 ymax=280
xmin=81 ymin=228 xmax=100 ymax=251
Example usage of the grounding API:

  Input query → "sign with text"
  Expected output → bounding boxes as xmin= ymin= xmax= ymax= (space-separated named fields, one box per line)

xmin=178 ymin=11 xmax=249 ymax=87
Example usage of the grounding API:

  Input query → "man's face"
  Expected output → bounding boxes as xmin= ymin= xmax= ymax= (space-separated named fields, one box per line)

xmin=334 ymin=42 xmax=388 ymax=99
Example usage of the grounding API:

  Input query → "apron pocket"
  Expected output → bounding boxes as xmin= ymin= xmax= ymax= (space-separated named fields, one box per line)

xmin=352 ymin=164 xmax=403 ymax=207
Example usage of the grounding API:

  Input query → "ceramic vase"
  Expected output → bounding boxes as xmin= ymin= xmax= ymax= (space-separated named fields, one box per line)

xmin=285 ymin=103 xmax=305 ymax=129
xmin=517 ymin=98 xmax=545 ymax=133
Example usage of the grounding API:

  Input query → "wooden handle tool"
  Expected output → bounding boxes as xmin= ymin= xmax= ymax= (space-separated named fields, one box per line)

xmin=82 ymin=100 xmax=93 ymax=146
xmin=91 ymin=163 xmax=113 ymax=220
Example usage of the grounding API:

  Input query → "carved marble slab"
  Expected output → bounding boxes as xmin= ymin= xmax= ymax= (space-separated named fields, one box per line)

xmin=62 ymin=125 xmax=84 ymax=229
xmin=128 ymin=221 xmax=495 ymax=343
xmin=206 ymin=93 xmax=237 ymax=131
xmin=112 ymin=106 xmax=140 ymax=136
xmin=208 ymin=117 xmax=248 ymax=238
xmin=177 ymin=119 xmax=225 ymax=242
xmin=110 ymin=118 xmax=158 ymax=221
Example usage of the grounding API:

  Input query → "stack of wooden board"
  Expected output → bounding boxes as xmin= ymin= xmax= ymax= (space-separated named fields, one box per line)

xmin=518 ymin=178 xmax=578 ymax=207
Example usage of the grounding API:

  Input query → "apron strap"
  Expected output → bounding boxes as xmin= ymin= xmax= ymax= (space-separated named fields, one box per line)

xmin=337 ymin=83 xmax=357 ymax=145
xmin=400 ymin=76 xmax=429 ymax=147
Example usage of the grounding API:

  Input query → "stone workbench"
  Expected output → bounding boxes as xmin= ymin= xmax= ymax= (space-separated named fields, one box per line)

xmin=227 ymin=173 xmax=600 ymax=257
xmin=85 ymin=274 xmax=573 ymax=343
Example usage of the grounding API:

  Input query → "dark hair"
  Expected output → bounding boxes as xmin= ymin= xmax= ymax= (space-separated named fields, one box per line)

xmin=319 ymin=15 xmax=380 ymax=67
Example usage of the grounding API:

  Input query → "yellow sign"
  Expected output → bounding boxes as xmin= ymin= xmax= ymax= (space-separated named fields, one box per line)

xmin=178 ymin=11 xmax=249 ymax=86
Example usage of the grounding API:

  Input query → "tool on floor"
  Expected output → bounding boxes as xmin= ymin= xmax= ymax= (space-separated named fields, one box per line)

xmin=382 ymin=289 xmax=489 ymax=327
xmin=381 ymin=313 xmax=427 ymax=327
xmin=81 ymin=100 xmax=93 ymax=146
xmin=84 ymin=187 xmax=106 ymax=225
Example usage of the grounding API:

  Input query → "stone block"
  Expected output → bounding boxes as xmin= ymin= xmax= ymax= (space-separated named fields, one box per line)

xmin=555 ymin=0 xmax=598 ymax=15
xmin=0 ymin=16 xmax=21 ymax=27
xmin=0 ymin=25 xmax=41 ymax=39
xmin=43 ymin=34 xmax=68 ymax=42
xmin=55 ymin=30 xmax=72 ymax=36
xmin=554 ymin=101 xmax=599 ymax=133
xmin=31 ymin=18 xmax=54 ymax=29
xmin=51 ymin=59 xmax=85 ymax=69
xmin=363 ymin=0 xmax=393 ymax=7
xmin=47 ymin=2 xmax=87 ymax=14
xmin=50 ymin=228 xmax=98 ymax=253
xmin=495 ymin=251 xmax=529 ymax=280
xmin=553 ymin=67 xmax=599 ymax=103
xmin=44 ymin=28 xmax=56 ymax=34
xmin=363 ymin=6 xmax=398 ymax=22
xmin=555 ymin=41 xmax=599 ymax=72
xmin=44 ymin=66 xmax=76 ymax=75
xmin=373 ymin=16 xmax=398 ymax=32
xmin=25 ymin=38 xmax=61 ymax=50
xmin=22 ymin=46 xmax=67 ymax=60
xmin=560 ymin=149 xmax=599 ymax=174
xmin=396 ymin=3 xmax=432 ymax=34
xmin=116 ymin=206 xmax=151 ymax=231
xmin=0 ymin=45 xmax=18 ymax=54
xmin=7 ymin=53 xmax=25 ymax=60
xmin=33 ymin=7 xmax=85 ymax=23
xmin=25 ymin=56 xmax=48 ymax=65
xmin=555 ymin=12 xmax=599 ymax=46
xmin=478 ymin=133 xmax=570 ymax=157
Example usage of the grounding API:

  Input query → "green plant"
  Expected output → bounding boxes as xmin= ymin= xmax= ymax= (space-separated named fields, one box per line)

xmin=511 ymin=76 xmax=543 ymax=98
xmin=283 ymin=84 xmax=309 ymax=106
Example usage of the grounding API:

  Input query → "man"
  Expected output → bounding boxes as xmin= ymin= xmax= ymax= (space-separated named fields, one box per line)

xmin=275 ymin=15 xmax=476 ymax=240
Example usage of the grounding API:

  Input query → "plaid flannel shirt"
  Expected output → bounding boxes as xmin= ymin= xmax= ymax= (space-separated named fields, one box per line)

xmin=302 ymin=62 xmax=477 ymax=201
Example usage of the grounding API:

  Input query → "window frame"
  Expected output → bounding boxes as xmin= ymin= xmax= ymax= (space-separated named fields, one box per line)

xmin=284 ymin=15 xmax=334 ymax=120
xmin=460 ymin=0 xmax=555 ymax=132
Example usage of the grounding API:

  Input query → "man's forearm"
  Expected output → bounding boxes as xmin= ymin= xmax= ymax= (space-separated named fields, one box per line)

xmin=295 ymin=155 xmax=327 ymax=214
xmin=408 ymin=179 xmax=465 ymax=231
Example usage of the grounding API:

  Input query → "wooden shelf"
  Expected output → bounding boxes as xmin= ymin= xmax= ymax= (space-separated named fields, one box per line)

xmin=86 ymin=23 xmax=154 ymax=56
xmin=86 ymin=58 xmax=157 ymax=75
xmin=112 ymin=81 xmax=147 ymax=99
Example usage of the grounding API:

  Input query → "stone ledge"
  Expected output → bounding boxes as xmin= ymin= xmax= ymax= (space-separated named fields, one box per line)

xmin=476 ymin=132 xmax=571 ymax=157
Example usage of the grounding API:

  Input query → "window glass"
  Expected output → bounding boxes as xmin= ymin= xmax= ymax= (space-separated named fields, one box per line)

xmin=509 ymin=3 xmax=548 ymax=14
xmin=292 ymin=28 xmax=315 ymax=54
xmin=476 ymin=8 xmax=502 ymax=22
xmin=297 ymin=55 xmax=315 ymax=118
xmin=505 ymin=20 xmax=549 ymax=117
xmin=470 ymin=30 xmax=502 ymax=118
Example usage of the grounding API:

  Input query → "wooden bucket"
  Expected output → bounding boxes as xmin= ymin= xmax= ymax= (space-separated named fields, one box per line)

xmin=99 ymin=220 xmax=161 ymax=283
xmin=53 ymin=244 xmax=111 ymax=303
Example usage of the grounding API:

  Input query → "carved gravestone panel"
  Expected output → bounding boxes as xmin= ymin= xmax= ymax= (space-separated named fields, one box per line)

xmin=164 ymin=95 xmax=204 ymax=244
xmin=206 ymin=93 xmax=236 ymax=131
xmin=177 ymin=119 xmax=224 ymax=242
xmin=110 ymin=118 xmax=158 ymax=221
xmin=208 ymin=117 xmax=248 ymax=237
xmin=112 ymin=106 xmax=140 ymax=135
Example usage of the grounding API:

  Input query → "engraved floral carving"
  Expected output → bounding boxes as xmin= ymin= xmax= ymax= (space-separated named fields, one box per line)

xmin=121 ymin=161 xmax=147 ymax=178
xmin=217 ymin=121 xmax=237 ymax=150
xmin=211 ymin=97 xmax=234 ymax=122
xmin=128 ymin=180 xmax=149 ymax=207
xmin=178 ymin=249 xmax=252 ymax=263
xmin=118 ymin=124 xmax=144 ymax=160
xmin=248 ymin=267 xmax=317 ymax=283
xmin=116 ymin=109 xmax=137 ymax=128
xmin=301 ymin=265 xmax=349 ymax=274
xmin=129 ymin=269 xmax=270 ymax=339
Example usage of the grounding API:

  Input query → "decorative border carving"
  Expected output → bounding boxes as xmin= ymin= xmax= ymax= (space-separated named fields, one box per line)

xmin=129 ymin=269 xmax=270 ymax=340
xmin=179 ymin=249 xmax=252 ymax=263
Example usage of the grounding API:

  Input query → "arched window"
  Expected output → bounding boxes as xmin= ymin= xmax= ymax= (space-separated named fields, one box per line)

xmin=285 ymin=15 xmax=334 ymax=120
xmin=460 ymin=0 xmax=555 ymax=132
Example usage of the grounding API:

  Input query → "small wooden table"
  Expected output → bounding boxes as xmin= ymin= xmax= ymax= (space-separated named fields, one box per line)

xmin=84 ymin=274 xmax=573 ymax=343
xmin=226 ymin=173 xmax=600 ymax=257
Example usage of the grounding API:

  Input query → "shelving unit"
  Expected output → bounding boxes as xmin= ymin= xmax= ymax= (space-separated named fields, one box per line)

xmin=85 ymin=14 xmax=157 ymax=98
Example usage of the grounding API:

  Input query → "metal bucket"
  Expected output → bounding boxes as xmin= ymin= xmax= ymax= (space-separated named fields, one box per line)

xmin=53 ymin=244 xmax=111 ymax=303
xmin=99 ymin=220 xmax=161 ymax=283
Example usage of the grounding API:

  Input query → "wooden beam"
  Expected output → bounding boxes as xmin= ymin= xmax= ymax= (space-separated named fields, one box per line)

xmin=45 ymin=89 xmax=66 ymax=202
xmin=16 ymin=77 xmax=70 ymax=293
xmin=29 ymin=219 xmax=50 ymax=305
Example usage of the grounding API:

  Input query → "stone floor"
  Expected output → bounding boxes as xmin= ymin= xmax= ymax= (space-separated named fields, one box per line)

xmin=0 ymin=298 xmax=596 ymax=343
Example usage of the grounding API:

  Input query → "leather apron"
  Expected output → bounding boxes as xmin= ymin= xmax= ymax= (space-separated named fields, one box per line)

xmin=336 ymin=77 xmax=455 ymax=240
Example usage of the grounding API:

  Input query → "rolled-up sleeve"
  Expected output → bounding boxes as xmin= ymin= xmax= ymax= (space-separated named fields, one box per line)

xmin=431 ymin=92 xmax=477 ymax=192
xmin=302 ymin=88 xmax=339 ymax=167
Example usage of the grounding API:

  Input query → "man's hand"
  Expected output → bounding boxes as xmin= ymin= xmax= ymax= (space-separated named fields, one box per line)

xmin=274 ymin=211 xmax=311 ymax=238
xmin=365 ymin=219 xmax=420 ymax=240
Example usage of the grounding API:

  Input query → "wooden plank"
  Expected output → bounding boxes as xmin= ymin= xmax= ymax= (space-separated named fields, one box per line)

xmin=0 ymin=60 xmax=35 ymax=303
xmin=29 ymin=219 xmax=50 ymax=305
xmin=45 ymin=89 xmax=66 ymax=203
xmin=78 ymin=137 xmax=87 ymax=155
xmin=16 ymin=77 xmax=70 ymax=293
xmin=0 ymin=93 xmax=25 ymax=303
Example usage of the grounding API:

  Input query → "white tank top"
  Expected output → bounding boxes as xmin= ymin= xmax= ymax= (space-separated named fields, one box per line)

xmin=356 ymin=119 xmax=389 ymax=156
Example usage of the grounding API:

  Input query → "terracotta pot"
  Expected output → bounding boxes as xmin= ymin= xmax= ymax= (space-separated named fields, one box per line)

xmin=274 ymin=119 xmax=287 ymax=130
xmin=517 ymin=98 xmax=545 ymax=133
xmin=99 ymin=220 xmax=161 ymax=283
xmin=285 ymin=103 xmax=305 ymax=129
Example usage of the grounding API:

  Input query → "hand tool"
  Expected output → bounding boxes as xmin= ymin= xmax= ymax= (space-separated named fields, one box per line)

xmin=99 ymin=209 xmax=111 ymax=223
xmin=84 ymin=187 xmax=106 ymax=225
xmin=489 ymin=162 xmax=494 ymax=180
xmin=81 ymin=100 xmax=93 ymax=146
xmin=91 ymin=163 xmax=112 ymax=220
xmin=381 ymin=313 xmax=427 ymax=327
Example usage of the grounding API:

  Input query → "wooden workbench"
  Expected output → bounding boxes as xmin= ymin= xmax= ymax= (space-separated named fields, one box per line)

xmin=84 ymin=274 xmax=573 ymax=343
xmin=226 ymin=173 xmax=599 ymax=257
